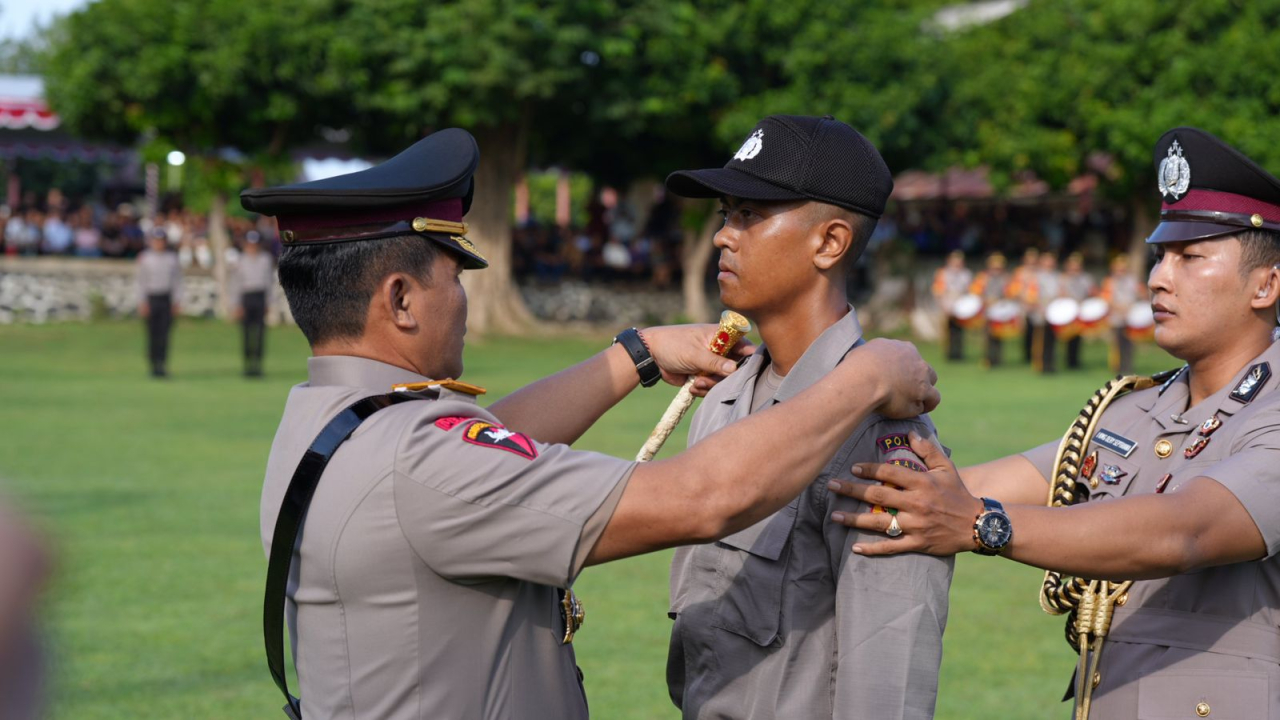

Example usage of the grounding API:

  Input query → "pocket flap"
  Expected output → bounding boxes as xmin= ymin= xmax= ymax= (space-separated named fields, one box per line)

xmin=716 ymin=500 xmax=799 ymax=561
xmin=1137 ymin=671 xmax=1266 ymax=719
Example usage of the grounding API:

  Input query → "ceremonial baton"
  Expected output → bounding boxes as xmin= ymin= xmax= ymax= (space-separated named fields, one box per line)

xmin=635 ymin=311 xmax=751 ymax=462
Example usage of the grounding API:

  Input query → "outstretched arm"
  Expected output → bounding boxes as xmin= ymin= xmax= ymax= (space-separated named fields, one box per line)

xmin=827 ymin=432 xmax=1265 ymax=581
xmin=487 ymin=324 xmax=753 ymax=446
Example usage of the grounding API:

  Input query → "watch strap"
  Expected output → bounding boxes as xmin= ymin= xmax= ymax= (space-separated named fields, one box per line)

xmin=614 ymin=327 xmax=662 ymax=388
xmin=973 ymin=496 xmax=1009 ymax=556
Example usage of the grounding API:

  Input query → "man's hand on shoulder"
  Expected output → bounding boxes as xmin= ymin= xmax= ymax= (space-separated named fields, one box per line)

xmin=641 ymin=324 xmax=755 ymax=398
xmin=848 ymin=339 xmax=940 ymax=418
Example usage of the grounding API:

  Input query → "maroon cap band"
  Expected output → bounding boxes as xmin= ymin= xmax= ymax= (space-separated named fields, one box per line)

xmin=278 ymin=197 xmax=463 ymax=235
xmin=1163 ymin=189 xmax=1280 ymax=223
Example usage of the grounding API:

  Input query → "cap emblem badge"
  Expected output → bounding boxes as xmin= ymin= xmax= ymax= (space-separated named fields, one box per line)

xmin=1158 ymin=139 xmax=1191 ymax=202
xmin=453 ymin=235 xmax=487 ymax=262
xmin=733 ymin=129 xmax=764 ymax=162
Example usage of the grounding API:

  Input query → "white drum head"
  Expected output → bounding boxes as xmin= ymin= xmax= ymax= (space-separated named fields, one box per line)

xmin=1127 ymin=304 xmax=1155 ymax=329
xmin=988 ymin=300 xmax=1020 ymax=323
xmin=1080 ymin=297 xmax=1109 ymax=323
xmin=1046 ymin=298 xmax=1080 ymax=327
xmin=953 ymin=294 xmax=983 ymax=320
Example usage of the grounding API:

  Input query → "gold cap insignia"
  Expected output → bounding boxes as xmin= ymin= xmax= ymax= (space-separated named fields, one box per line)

xmin=1252 ymin=213 xmax=1264 ymax=228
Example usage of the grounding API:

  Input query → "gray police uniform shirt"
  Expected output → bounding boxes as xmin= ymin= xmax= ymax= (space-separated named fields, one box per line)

xmin=260 ymin=356 xmax=634 ymax=720
xmin=135 ymin=249 xmax=182 ymax=300
xmin=668 ymin=310 xmax=954 ymax=720
xmin=1063 ymin=271 xmax=1097 ymax=302
xmin=229 ymin=252 xmax=275 ymax=307
xmin=1023 ymin=340 xmax=1280 ymax=719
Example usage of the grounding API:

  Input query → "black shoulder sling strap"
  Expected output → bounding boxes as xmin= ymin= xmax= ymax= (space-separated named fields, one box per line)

xmin=263 ymin=392 xmax=425 ymax=719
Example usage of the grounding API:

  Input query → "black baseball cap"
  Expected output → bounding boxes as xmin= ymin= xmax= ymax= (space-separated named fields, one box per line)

xmin=239 ymin=128 xmax=488 ymax=269
xmin=666 ymin=115 xmax=894 ymax=218
xmin=1148 ymin=127 xmax=1280 ymax=245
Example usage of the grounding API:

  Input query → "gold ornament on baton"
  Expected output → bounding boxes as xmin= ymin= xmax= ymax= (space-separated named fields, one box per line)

xmin=636 ymin=311 xmax=751 ymax=462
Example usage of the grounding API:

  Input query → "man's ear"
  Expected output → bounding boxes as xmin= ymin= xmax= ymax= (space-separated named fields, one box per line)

xmin=813 ymin=215 xmax=854 ymax=271
xmin=381 ymin=273 xmax=420 ymax=331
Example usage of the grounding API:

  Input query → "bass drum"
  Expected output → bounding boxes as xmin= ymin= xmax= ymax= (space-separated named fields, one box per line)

xmin=987 ymin=300 xmax=1023 ymax=339
xmin=1078 ymin=297 xmax=1110 ymax=337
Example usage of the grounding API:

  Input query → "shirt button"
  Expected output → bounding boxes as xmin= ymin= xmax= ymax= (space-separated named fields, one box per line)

xmin=1091 ymin=671 xmax=1101 ymax=689
xmin=1196 ymin=702 xmax=1211 ymax=717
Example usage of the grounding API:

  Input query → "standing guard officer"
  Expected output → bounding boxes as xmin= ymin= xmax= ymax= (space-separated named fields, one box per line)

xmin=829 ymin=127 xmax=1280 ymax=719
xmin=135 ymin=229 xmax=182 ymax=378
xmin=1062 ymin=252 xmax=1098 ymax=370
xmin=1030 ymin=251 xmax=1064 ymax=373
xmin=243 ymin=128 xmax=941 ymax=720
xmin=1101 ymin=253 xmax=1144 ymax=375
xmin=231 ymin=231 xmax=275 ymax=377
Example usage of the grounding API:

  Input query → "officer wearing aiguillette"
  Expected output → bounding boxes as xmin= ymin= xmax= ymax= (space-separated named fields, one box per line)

xmin=243 ymin=128 xmax=940 ymax=719
xmin=828 ymin=127 xmax=1280 ymax=719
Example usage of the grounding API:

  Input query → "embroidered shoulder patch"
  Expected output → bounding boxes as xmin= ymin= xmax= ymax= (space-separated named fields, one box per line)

xmin=888 ymin=457 xmax=926 ymax=472
xmin=462 ymin=420 xmax=538 ymax=460
xmin=1230 ymin=362 xmax=1271 ymax=405
xmin=876 ymin=433 xmax=911 ymax=454
xmin=434 ymin=416 xmax=471 ymax=431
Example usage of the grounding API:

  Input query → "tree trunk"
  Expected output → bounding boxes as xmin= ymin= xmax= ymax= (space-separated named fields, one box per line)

xmin=465 ymin=123 xmax=535 ymax=335
xmin=209 ymin=192 xmax=232 ymax=319
xmin=681 ymin=204 xmax=721 ymax=323
xmin=1128 ymin=194 xmax=1156 ymax=280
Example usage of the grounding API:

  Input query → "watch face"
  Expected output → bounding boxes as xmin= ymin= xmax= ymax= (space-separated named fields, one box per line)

xmin=979 ymin=513 xmax=1013 ymax=549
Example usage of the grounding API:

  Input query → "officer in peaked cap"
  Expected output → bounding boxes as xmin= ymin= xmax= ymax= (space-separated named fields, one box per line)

xmin=246 ymin=127 xmax=940 ymax=719
xmin=827 ymin=126 xmax=1280 ymax=720
xmin=663 ymin=114 xmax=952 ymax=720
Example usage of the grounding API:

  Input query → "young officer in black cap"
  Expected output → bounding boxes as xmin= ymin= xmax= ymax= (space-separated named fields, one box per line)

xmin=663 ymin=115 xmax=952 ymax=720
xmin=829 ymin=127 xmax=1280 ymax=720
xmin=245 ymin=127 xmax=940 ymax=719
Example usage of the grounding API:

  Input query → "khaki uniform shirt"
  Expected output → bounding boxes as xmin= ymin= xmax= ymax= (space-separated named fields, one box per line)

xmin=1063 ymin=271 xmax=1097 ymax=302
xmin=668 ymin=310 xmax=954 ymax=720
xmin=1030 ymin=269 xmax=1063 ymax=323
xmin=230 ymin=252 xmax=275 ymax=308
xmin=1103 ymin=274 xmax=1143 ymax=326
xmin=260 ymin=356 xmax=634 ymax=720
xmin=1023 ymin=340 xmax=1280 ymax=719
xmin=933 ymin=267 xmax=973 ymax=314
xmin=135 ymin=249 xmax=182 ymax=300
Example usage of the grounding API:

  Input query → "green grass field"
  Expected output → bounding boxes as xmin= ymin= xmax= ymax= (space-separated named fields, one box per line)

xmin=0 ymin=319 xmax=1179 ymax=719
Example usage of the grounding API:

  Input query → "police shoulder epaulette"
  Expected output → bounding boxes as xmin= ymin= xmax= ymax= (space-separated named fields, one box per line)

xmin=391 ymin=379 xmax=488 ymax=396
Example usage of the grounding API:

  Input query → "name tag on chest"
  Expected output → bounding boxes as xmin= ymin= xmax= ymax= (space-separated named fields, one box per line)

xmin=1093 ymin=429 xmax=1137 ymax=458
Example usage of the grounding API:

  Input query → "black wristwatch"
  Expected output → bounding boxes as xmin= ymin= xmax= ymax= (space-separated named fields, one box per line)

xmin=613 ymin=327 xmax=662 ymax=388
xmin=972 ymin=497 xmax=1013 ymax=556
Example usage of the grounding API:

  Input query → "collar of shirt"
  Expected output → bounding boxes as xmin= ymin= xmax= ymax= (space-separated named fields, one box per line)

xmin=713 ymin=305 xmax=865 ymax=408
xmin=307 ymin=355 xmax=433 ymax=390
xmin=1138 ymin=340 xmax=1280 ymax=432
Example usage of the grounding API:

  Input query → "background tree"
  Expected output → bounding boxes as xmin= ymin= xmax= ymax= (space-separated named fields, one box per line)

xmin=41 ymin=0 xmax=355 ymax=316
xmin=935 ymin=0 xmax=1280 ymax=261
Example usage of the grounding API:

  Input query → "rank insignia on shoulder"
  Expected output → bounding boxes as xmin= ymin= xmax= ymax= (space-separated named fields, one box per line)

xmin=1184 ymin=437 xmax=1210 ymax=459
xmin=434 ymin=416 xmax=471 ymax=431
xmin=1092 ymin=429 xmax=1138 ymax=459
xmin=1080 ymin=451 xmax=1098 ymax=483
xmin=1099 ymin=464 xmax=1127 ymax=485
xmin=876 ymin=433 xmax=911 ymax=453
xmin=461 ymin=420 xmax=538 ymax=460
xmin=393 ymin=379 xmax=488 ymax=396
xmin=1199 ymin=415 xmax=1222 ymax=437
xmin=1230 ymin=362 xmax=1270 ymax=404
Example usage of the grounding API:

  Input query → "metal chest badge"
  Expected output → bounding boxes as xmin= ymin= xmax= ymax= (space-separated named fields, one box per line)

xmin=1199 ymin=415 xmax=1222 ymax=437
xmin=1184 ymin=437 xmax=1210 ymax=459
xmin=1099 ymin=464 xmax=1127 ymax=485
xmin=1231 ymin=362 xmax=1271 ymax=404
xmin=1154 ymin=439 xmax=1174 ymax=458
xmin=560 ymin=589 xmax=585 ymax=644
xmin=1158 ymin=139 xmax=1192 ymax=202
xmin=1155 ymin=473 xmax=1173 ymax=494
xmin=1080 ymin=451 xmax=1098 ymax=485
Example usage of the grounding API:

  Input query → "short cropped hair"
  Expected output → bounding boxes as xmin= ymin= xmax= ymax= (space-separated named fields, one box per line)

xmin=807 ymin=202 xmax=878 ymax=267
xmin=277 ymin=235 xmax=439 ymax=346
xmin=1237 ymin=229 xmax=1280 ymax=277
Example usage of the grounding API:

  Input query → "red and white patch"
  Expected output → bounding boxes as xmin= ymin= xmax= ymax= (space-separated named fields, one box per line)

xmin=462 ymin=420 xmax=538 ymax=460
xmin=876 ymin=433 xmax=911 ymax=454
xmin=434 ymin=416 xmax=471 ymax=431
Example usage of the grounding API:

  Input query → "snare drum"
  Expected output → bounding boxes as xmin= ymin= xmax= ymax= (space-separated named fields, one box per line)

xmin=1046 ymin=298 xmax=1081 ymax=339
xmin=1125 ymin=304 xmax=1155 ymax=342
xmin=987 ymin=300 xmax=1022 ymax=339
xmin=952 ymin=294 xmax=985 ymax=330
xmin=1079 ymin=297 xmax=1110 ymax=336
